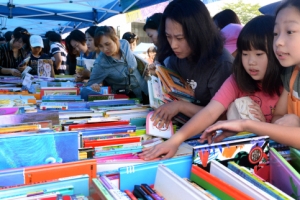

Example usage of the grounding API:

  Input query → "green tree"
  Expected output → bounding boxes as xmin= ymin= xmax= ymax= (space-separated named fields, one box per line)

xmin=221 ymin=0 xmax=261 ymax=25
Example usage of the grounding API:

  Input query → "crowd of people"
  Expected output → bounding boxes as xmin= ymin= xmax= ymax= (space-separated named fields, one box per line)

xmin=0 ymin=0 xmax=299 ymax=160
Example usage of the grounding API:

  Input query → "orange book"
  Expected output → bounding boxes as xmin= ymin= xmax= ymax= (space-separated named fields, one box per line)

xmin=156 ymin=65 xmax=194 ymax=97
xmin=190 ymin=165 xmax=253 ymax=200
xmin=24 ymin=159 xmax=97 ymax=184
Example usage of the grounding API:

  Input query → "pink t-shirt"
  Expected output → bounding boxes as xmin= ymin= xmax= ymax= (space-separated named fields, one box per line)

xmin=212 ymin=75 xmax=280 ymax=123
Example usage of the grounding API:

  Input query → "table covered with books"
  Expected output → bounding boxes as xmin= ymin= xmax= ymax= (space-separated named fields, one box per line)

xmin=0 ymin=71 xmax=298 ymax=200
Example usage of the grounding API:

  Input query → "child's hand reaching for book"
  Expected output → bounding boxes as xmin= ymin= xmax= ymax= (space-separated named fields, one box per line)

xmin=151 ymin=101 xmax=180 ymax=129
xmin=139 ymin=139 xmax=180 ymax=160
xmin=199 ymin=120 xmax=246 ymax=144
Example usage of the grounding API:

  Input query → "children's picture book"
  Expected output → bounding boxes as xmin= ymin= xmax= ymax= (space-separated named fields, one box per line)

xmin=0 ymin=131 xmax=79 ymax=170
xmin=146 ymin=111 xmax=174 ymax=139
xmin=40 ymin=102 xmax=68 ymax=110
xmin=40 ymin=81 xmax=75 ymax=88
xmin=156 ymin=65 xmax=195 ymax=98
xmin=270 ymin=147 xmax=300 ymax=199
xmin=192 ymin=136 xmax=270 ymax=181
xmin=37 ymin=59 xmax=55 ymax=78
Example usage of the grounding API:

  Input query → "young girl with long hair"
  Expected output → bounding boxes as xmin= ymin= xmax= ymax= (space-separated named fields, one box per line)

xmin=198 ymin=0 xmax=300 ymax=149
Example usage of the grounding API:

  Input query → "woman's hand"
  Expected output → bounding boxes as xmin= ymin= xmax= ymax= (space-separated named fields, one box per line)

xmin=91 ymin=83 xmax=102 ymax=92
xmin=139 ymin=139 xmax=180 ymax=160
xmin=10 ymin=69 xmax=21 ymax=77
xmin=151 ymin=101 xmax=181 ymax=129
xmin=273 ymin=114 xmax=300 ymax=127
xmin=199 ymin=120 xmax=247 ymax=144
xmin=249 ymin=101 xmax=266 ymax=122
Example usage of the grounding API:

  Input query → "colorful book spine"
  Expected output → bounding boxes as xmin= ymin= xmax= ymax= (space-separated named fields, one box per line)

xmin=228 ymin=162 xmax=291 ymax=199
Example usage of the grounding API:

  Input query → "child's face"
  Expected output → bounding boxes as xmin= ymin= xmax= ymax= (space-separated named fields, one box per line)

xmin=274 ymin=6 xmax=300 ymax=67
xmin=242 ymin=47 xmax=268 ymax=81
xmin=31 ymin=47 xmax=42 ymax=55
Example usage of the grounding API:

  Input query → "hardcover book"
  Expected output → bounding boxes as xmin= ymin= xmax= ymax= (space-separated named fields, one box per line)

xmin=156 ymin=65 xmax=194 ymax=98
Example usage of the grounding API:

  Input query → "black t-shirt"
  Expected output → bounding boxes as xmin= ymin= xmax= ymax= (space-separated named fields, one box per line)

xmin=166 ymin=49 xmax=233 ymax=106
xmin=28 ymin=53 xmax=50 ymax=75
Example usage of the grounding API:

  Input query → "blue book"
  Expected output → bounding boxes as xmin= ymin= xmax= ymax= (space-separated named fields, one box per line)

xmin=0 ymin=131 xmax=79 ymax=169
xmin=119 ymin=155 xmax=192 ymax=191
xmin=0 ymin=175 xmax=89 ymax=198
xmin=87 ymin=99 xmax=137 ymax=108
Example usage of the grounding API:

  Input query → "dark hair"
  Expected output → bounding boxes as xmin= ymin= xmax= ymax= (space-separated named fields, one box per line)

xmin=69 ymin=30 xmax=86 ymax=45
xmin=12 ymin=27 xmax=30 ymax=46
xmin=94 ymin=26 xmax=120 ymax=50
xmin=85 ymin=26 xmax=98 ymax=38
xmin=233 ymin=15 xmax=282 ymax=97
xmin=147 ymin=46 xmax=157 ymax=56
xmin=0 ymin=37 xmax=5 ymax=42
xmin=143 ymin=13 xmax=163 ymax=31
xmin=45 ymin=31 xmax=56 ymax=38
xmin=213 ymin=9 xmax=241 ymax=30
xmin=122 ymin=32 xmax=138 ymax=44
xmin=42 ymin=38 xmax=50 ymax=54
xmin=275 ymin=0 xmax=300 ymax=16
xmin=157 ymin=0 xmax=223 ymax=66
xmin=65 ymin=35 xmax=78 ymax=63
xmin=48 ymin=32 xmax=61 ymax=43
xmin=4 ymin=31 xmax=12 ymax=42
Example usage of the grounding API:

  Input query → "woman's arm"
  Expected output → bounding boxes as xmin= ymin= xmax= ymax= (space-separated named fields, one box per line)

xmin=86 ymin=59 xmax=107 ymax=86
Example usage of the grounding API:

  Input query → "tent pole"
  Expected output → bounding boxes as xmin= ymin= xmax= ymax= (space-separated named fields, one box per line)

xmin=122 ymin=0 xmax=139 ymax=13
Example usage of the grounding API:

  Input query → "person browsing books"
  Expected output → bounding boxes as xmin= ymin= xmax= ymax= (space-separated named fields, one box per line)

xmin=80 ymin=26 xmax=148 ymax=103
xmin=140 ymin=15 xmax=283 ymax=160
xmin=143 ymin=13 xmax=162 ymax=47
xmin=0 ymin=27 xmax=30 ymax=76
xmin=149 ymin=0 xmax=233 ymax=129
xmin=198 ymin=0 xmax=300 ymax=150
xmin=122 ymin=32 xmax=138 ymax=51
xmin=25 ymin=35 xmax=53 ymax=76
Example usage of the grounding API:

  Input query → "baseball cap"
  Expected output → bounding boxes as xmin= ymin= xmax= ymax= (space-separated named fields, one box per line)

xmin=30 ymin=35 xmax=44 ymax=48
xmin=221 ymin=23 xmax=243 ymax=54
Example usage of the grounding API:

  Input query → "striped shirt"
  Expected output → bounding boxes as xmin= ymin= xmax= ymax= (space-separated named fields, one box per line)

xmin=50 ymin=42 xmax=67 ymax=71
xmin=0 ymin=42 xmax=26 ymax=74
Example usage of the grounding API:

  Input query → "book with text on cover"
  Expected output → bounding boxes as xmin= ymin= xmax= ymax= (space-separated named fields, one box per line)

xmin=156 ymin=65 xmax=195 ymax=98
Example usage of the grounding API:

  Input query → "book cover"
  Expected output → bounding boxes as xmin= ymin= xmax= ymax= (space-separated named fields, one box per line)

xmin=0 ymin=160 xmax=96 ymax=189
xmin=228 ymin=161 xmax=293 ymax=200
xmin=192 ymin=136 xmax=270 ymax=181
xmin=0 ymin=111 xmax=60 ymax=126
xmin=146 ymin=111 xmax=174 ymax=139
xmin=290 ymin=148 xmax=300 ymax=172
xmin=270 ymin=147 xmax=300 ymax=199
xmin=38 ymin=59 xmax=55 ymax=78
xmin=210 ymin=160 xmax=275 ymax=200
xmin=154 ymin=164 xmax=213 ymax=200
xmin=119 ymin=155 xmax=192 ymax=191
xmin=40 ymin=88 xmax=79 ymax=97
xmin=190 ymin=165 xmax=253 ymax=200
xmin=0 ymin=131 xmax=78 ymax=170
xmin=156 ymin=65 xmax=194 ymax=98
xmin=0 ymin=175 xmax=89 ymax=198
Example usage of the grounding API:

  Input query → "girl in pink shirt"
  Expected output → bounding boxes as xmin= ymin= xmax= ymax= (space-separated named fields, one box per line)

xmin=140 ymin=15 xmax=283 ymax=160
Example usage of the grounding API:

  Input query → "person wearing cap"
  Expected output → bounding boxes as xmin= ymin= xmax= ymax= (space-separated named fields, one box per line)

xmin=143 ymin=13 xmax=163 ymax=46
xmin=26 ymin=35 xmax=53 ymax=76
xmin=122 ymin=32 xmax=138 ymax=51
xmin=221 ymin=23 xmax=243 ymax=57
xmin=0 ymin=27 xmax=30 ymax=76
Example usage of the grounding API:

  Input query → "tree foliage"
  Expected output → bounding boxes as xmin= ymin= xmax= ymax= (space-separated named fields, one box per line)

xmin=221 ymin=0 xmax=261 ymax=25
